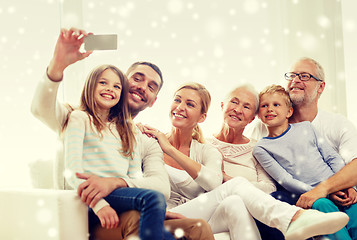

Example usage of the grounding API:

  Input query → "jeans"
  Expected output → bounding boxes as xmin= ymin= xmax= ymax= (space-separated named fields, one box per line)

xmin=88 ymin=187 xmax=175 ymax=240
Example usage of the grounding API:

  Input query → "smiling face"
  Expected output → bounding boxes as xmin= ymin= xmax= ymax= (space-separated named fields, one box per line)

xmin=221 ymin=88 xmax=257 ymax=131
xmin=287 ymin=60 xmax=325 ymax=106
xmin=258 ymin=92 xmax=293 ymax=128
xmin=93 ymin=69 xmax=122 ymax=114
xmin=126 ymin=64 xmax=162 ymax=117
xmin=170 ymin=88 xmax=206 ymax=130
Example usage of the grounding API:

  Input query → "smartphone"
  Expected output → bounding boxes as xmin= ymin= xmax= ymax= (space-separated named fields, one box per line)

xmin=84 ymin=34 xmax=117 ymax=51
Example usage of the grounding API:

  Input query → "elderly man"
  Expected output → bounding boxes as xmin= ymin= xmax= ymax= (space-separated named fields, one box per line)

xmin=246 ymin=57 xmax=357 ymax=239
xmin=31 ymin=28 xmax=214 ymax=240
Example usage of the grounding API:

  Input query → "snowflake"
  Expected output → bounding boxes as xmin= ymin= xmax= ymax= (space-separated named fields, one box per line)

xmin=167 ymin=0 xmax=184 ymax=14
xmin=7 ymin=6 xmax=16 ymax=14
xmin=229 ymin=9 xmax=236 ymax=16
xmin=87 ymin=0 xmax=95 ymax=8
xmin=205 ymin=17 xmax=225 ymax=38
xmin=174 ymin=228 xmax=185 ymax=238
xmin=192 ymin=13 xmax=199 ymax=20
xmin=300 ymin=34 xmax=318 ymax=51
xmin=37 ymin=199 xmax=45 ymax=207
xmin=63 ymin=169 xmax=73 ymax=179
xmin=344 ymin=19 xmax=356 ymax=32
xmin=317 ymin=15 xmax=331 ymax=28
xmin=243 ymin=0 xmax=259 ymax=14
xmin=127 ymin=236 xmax=140 ymax=240
xmin=187 ymin=2 xmax=194 ymax=9
xmin=18 ymin=28 xmax=25 ymax=35
xmin=213 ymin=46 xmax=224 ymax=58
xmin=36 ymin=208 xmax=53 ymax=224
xmin=48 ymin=227 xmax=58 ymax=238
xmin=239 ymin=38 xmax=252 ymax=49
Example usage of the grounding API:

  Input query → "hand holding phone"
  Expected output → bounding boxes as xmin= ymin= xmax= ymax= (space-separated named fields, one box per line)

xmin=84 ymin=34 xmax=117 ymax=51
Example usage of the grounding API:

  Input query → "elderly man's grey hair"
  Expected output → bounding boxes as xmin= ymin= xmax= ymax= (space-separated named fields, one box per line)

xmin=295 ymin=57 xmax=325 ymax=81
xmin=225 ymin=84 xmax=259 ymax=114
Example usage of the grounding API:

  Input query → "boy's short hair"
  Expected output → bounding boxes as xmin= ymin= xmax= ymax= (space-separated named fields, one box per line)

xmin=259 ymin=84 xmax=292 ymax=108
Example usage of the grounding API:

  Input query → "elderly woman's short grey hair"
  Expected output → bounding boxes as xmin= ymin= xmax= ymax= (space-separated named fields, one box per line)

xmin=224 ymin=84 xmax=259 ymax=114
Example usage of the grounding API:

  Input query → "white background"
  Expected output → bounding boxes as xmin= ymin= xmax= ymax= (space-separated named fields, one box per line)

xmin=0 ymin=0 xmax=356 ymax=188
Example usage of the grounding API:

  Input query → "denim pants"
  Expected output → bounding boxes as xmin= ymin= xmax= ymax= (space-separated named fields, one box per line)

xmin=88 ymin=187 xmax=175 ymax=240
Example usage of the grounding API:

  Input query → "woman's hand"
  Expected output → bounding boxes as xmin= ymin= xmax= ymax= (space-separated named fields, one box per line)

xmin=136 ymin=122 xmax=157 ymax=139
xmin=142 ymin=125 xmax=173 ymax=153
xmin=48 ymin=28 xmax=93 ymax=81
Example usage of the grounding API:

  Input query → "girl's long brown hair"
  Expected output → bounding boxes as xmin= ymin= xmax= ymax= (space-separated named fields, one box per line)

xmin=64 ymin=64 xmax=136 ymax=159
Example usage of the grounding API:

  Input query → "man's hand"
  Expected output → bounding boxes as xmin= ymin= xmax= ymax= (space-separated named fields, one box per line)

xmin=296 ymin=185 xmax=329 ymax=209
xmin=96 ymin=206 xmax=120 ymax=229
xmin=165 ymin=211 xmax=187 ymax=220
xmin=330 ymin=188 xmax=357 ymax=207
xmin=48 ymin=28 xmax=93 ymax=81
xmin=76 ymin=173 xmax=128 ymax=208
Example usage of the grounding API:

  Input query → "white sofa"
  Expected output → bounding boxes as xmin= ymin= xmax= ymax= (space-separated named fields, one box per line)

xmin=0 ymin=156 xmax=230 ymax=240
xmin=0 ymin=188 xmax=88 ymax=240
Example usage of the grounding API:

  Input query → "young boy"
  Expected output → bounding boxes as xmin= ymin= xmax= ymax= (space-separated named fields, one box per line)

xmin=253 ymin=84 xmax=357 ymax=240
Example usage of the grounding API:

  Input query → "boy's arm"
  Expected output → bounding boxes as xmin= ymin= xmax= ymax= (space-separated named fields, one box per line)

xmin=253 ymin=146 xmax=312 ymax=194
xmin=297 ymin=159 xmax=357 ymax=208
xmin=311 ymin=124 xmax=345 ymax=173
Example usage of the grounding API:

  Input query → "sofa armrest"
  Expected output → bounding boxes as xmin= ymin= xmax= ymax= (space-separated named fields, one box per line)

xmin=0 ymin=189 xmax=88 ymax=240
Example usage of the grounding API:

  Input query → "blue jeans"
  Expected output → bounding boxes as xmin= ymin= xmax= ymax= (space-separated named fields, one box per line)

xmin=88 ymin=187 xmax=175 ymax=240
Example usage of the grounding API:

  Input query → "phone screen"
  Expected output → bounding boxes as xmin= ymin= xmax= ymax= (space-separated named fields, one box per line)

xmin=84 ymin=34 xmax=117 ymax=51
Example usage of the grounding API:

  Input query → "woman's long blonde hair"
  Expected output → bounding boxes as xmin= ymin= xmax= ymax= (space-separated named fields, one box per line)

xmin=174 ymin=82 xmax=211 ymax=143
xmin=64 ymin=64 xmax=136 ymax=159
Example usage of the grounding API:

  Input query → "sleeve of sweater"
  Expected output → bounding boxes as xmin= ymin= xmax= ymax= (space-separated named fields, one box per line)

xmin=310 ymin=124 xmax=346 ymax=173
xmin=253 ymin=145 xmax=312 ymax=194
xmin=64 ymin=110 xmax=109 ymax=213
xmin=194 ymin=144 xmax=223 ymax=191
xmin=124 ymin=133 xmax=171 ymax=200
xmin=31 ymin=72 xmax=68 ymax=134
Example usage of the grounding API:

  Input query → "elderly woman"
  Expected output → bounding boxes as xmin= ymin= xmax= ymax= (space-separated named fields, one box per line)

xmin=208 ymin=85 xmax=276 ymax=193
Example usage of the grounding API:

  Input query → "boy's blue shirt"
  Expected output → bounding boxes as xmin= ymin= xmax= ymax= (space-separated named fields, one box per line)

xmin=253 ymin=121 xmax=346 ymax=195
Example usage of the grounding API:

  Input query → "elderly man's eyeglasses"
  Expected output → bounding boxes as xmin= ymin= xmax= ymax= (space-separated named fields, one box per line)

xmin=284 ymin=72 xmax=323 ymax=82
